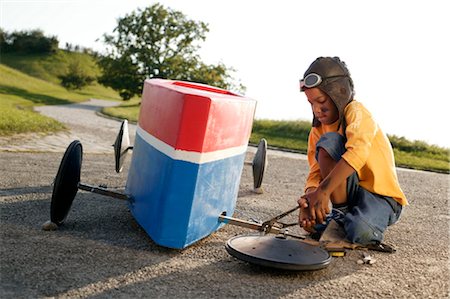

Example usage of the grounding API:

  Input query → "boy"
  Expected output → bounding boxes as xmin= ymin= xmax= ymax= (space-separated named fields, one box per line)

xmin=298 ymin=57 xmax=407 ymax=246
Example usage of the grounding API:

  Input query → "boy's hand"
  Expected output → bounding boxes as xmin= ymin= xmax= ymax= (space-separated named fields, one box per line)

xmin=300 ymin=188 xmax=331 ymax=225
xmin=298 ymin=188 xmax=316 ymax=231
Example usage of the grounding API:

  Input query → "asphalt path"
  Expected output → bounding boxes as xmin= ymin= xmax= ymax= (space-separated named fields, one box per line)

xmin=0 ymin=99 xmax=448 ymax=298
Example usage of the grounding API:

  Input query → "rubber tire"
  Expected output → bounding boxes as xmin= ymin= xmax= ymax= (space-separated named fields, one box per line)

xmin=252 ymin=138 xmax=267 ymax=190
xmin=50 ymin=140 xmax=83 ymax=225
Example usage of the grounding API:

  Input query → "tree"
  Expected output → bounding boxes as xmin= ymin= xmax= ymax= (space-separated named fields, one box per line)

xmin=0 ymin=28 xmax=58 ymax=53
xmin=97 ymin=3 xmax=245 ymax=100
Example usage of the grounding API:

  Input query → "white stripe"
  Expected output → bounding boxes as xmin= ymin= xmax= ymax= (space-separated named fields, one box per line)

xmin=136 ymin=126 xmax=247 ymax=164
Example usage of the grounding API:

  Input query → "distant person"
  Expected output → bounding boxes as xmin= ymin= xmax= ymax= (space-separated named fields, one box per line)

xmin=297 ymin=56 xmax=408 ymax=247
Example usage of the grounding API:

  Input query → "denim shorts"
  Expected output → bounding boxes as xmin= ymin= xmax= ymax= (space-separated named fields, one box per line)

xmin=314 ymin=132 xmax=403 ymax=245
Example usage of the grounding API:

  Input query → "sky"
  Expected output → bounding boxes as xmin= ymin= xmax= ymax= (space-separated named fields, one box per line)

xmin=1 ymin=0 xmax=449 ymax=148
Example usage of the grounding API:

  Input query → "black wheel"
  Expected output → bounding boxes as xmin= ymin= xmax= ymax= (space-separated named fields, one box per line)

xmin=225 ymin=234 xmax=331 ymax=271
xmin=252 ymin=138 xmax=267 ymax=190
xmin=50 ymin=140 xmax=83 ymax=225
xmin=113 ymin=120 xmax=131 ymax=173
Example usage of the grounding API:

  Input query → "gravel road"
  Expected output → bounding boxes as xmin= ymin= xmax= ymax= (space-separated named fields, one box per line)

xmin=0 ymin=99 xmax=448 ymax=298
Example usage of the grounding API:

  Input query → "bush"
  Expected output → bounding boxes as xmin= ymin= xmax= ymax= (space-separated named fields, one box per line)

xmin=58 ymin=62 xmax=95 ymax=90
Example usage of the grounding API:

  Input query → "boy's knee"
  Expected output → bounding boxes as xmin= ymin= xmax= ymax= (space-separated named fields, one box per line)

xmin=344 ymin=212 xmax=383 ymax=245
xmin=315 ymin=132 xmax=346 ymax=162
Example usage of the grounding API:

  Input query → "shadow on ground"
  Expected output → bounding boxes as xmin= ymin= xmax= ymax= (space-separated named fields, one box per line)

xmin=0 ymin=183 xmax=360 ymax=298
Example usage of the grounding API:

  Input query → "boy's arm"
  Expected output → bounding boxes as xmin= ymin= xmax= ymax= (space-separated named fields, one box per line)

xmin=301 ymin=159 xmax=355 ymax=224
xmin=299 ymin=128 xmax=322 ymax=228
xmin=303 ymin=102 xmax=377 ymax=223
xmin=304 ymin=128 xmax=322 ymax=191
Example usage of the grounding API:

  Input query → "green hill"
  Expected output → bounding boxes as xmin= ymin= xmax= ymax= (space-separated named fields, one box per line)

xmin=1 ymin=50 xmax=120 ymax=99
xmin=1 ymin=51 xmax=97 ymax=83
xmin=0 ymin=50 xmax=121 ymax=135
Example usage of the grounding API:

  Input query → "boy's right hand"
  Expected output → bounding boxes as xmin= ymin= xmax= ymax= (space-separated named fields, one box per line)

xmin=298 ymin=188 xmax=316 ymax=232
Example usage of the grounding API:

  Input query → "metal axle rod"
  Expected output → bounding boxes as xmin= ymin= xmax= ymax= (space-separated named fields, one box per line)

xmin=218 ymin=214 xmax=305 ymax=240
xmin=78 ymin=183 xmax=129 ymax=201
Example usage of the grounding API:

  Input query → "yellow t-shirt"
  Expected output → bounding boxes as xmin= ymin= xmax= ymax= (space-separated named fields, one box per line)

xmin=305 ymin=100 xmax=408 ymax=206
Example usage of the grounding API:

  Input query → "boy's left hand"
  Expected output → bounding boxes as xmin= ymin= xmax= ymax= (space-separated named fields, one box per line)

xmin=301 ymin=188 xmax=331 ymax=224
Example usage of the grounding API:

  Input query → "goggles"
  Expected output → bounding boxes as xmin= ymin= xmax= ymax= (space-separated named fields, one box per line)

xmin=300 ymin=73 xmax=348 ymax=91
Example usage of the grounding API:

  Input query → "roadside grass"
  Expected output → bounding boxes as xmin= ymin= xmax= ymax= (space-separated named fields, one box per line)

xmin=103 ymin=102 xmax=449 ymax=173
xmin=0 ymin=95 xmax=66 ymax=135
xmin=392 ymin=149 xmax=449 ymax=173
xmin=249 ymin=119 xmax=310 ymax=153
xmin=250 ymin=119 xmax=449 ymax=173
xmin=102 ymin=98 xmax=141 ymax=121
xmin=251 ymin=120 xmax=449 ymax=173
xmin=0 ymin=64 xmax=72 ymax=135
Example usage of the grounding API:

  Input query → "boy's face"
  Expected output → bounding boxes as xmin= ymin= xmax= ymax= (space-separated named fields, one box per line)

xmin=304 ymin=88 xmax=339 ymax=125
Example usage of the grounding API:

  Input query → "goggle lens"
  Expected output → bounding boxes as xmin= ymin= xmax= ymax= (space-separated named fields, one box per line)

xmin=300 ymin=73 xmax=322 ymax=91
xmin=300 ymin=73 xmax=348 ymax=92
xmin=304 ymin=73 xmax=321 ymax=87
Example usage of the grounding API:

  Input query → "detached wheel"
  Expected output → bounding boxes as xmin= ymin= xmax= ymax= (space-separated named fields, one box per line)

xmin=50 ymin=140 xmax=83 ymax=225
xmin=252 ymin=138 xmax=267 ymax=191
xmin=225 ymin=234 xmax=331 ymax=271
xmin=113 ymin=120 xmax=131 ymax=173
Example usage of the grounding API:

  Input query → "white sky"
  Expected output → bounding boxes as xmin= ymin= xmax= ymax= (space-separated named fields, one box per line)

xmin=1 ymin=0 xmax=449 ymax=147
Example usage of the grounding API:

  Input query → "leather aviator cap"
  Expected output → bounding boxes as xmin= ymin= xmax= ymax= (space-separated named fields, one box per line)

xmin=303 ymin=57 xmax=354 ymax=127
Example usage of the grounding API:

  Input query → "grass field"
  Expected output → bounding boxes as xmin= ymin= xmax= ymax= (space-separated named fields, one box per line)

xmin=248 ymin=119 xmax=449 ymax=173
